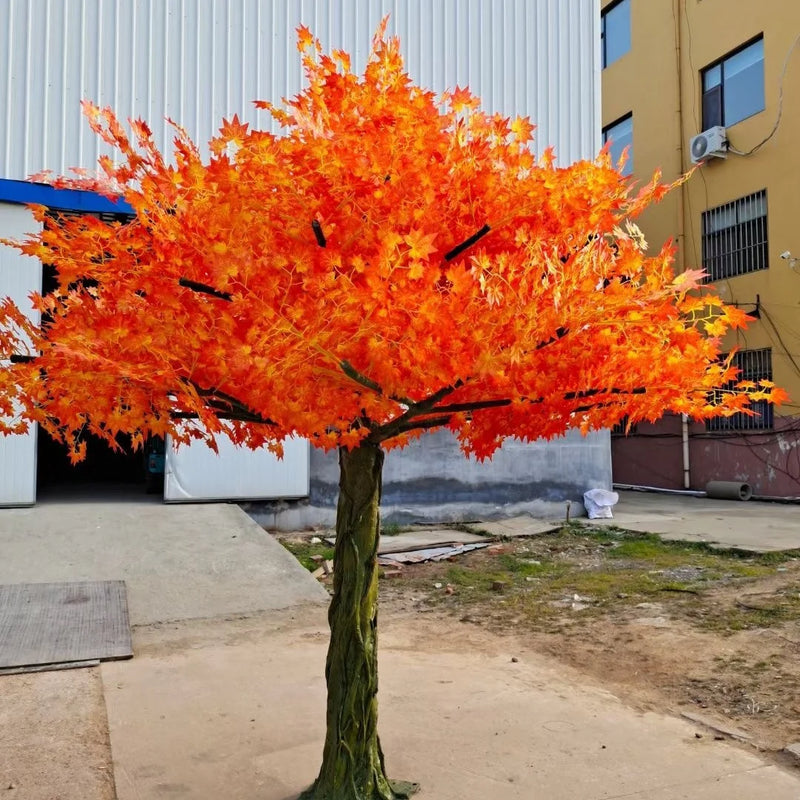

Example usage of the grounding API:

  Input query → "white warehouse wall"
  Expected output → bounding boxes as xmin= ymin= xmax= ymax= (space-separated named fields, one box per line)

xmin=0 ymin=0 xmax=600 ymax=177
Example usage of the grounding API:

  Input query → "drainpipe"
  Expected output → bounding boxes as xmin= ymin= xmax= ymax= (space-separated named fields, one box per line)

xmin=681 ymin=413 xmax=691 ymax=489
xmin=675 ymin=0 xmax=691 ymax=490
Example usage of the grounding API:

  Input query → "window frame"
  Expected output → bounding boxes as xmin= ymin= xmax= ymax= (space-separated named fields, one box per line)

xmin=701 ymin=35 xmax=765 ymax=129
xmin=701 ymin=189 xmax=768 ymax=282
xmin=601 ymin=0 xmax=631 ymax=69
xmin=602 ymin=112 xmax=634 ymax=176
xmin=707 ymin=348 xmax=774 ymax=432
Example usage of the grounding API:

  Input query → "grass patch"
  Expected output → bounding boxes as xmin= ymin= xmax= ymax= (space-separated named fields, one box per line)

xmin=575 ymin=523 xmax=798 ymax=568
xmin=401 ymin=525 xmax=799 ymax=632
xmin=691 ymin=589 xmax=800 ymax=633
xmin=280 ymin=538 xmax=335 ymax=572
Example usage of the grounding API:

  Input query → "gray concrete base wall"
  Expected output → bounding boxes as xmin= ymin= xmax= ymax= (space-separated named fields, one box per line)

xmin=246 ymin=429 xmax=611 ymax=530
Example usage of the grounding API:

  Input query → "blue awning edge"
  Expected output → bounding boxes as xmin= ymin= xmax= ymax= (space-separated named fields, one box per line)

xmin=0 ymin=179 xmax=134 ymax=215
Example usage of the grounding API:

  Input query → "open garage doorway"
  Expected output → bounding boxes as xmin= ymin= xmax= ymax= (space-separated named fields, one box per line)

xmin=33 ymin=209 xmax=164 ymax=502
xmin=36 ymin=428 xmax=164 ymax=501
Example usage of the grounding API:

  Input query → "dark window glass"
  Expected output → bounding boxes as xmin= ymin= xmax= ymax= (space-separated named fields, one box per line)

xmin=601 ymin=0 xmax=631 ymax=69
xmin=702 ymin=38 xmax=765 ymax=129
xmin=702 ymin=190 xmax=768 ymax=281
xmin=603 ymin=114 xmax=633 ymax=175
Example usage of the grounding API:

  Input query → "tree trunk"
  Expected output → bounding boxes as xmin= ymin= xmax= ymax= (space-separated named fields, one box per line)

xmin=301 ymin=442 xmax=417 ymax=800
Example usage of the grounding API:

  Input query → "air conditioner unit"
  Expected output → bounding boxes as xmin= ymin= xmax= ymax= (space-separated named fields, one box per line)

xmin=690 ymin=127 xmax=727 ymax=164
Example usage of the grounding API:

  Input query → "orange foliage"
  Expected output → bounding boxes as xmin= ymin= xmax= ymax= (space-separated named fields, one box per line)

xmin=0 ymin=23 xmax=787 ymax=462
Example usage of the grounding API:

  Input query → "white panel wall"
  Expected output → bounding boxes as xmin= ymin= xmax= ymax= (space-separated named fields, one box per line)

xmin=0 ymin=0 xmax=600 ymax=179
xmin=0 ymin=204 xmax=41 ymax=506
xmin=164 ymin=434 xmax=309 ymax=502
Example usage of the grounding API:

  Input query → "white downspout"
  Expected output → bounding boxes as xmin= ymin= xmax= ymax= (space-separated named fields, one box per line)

xmin=681 ymin=413 xmax=691 ymax=489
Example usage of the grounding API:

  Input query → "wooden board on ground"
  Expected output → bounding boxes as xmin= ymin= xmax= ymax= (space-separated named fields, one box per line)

xmin=0 ymin=580 xmax=133 ymax=670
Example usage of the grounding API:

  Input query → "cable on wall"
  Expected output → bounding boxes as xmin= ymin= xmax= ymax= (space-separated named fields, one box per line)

xmin=728 ymin=31 xmax=800 ymax=157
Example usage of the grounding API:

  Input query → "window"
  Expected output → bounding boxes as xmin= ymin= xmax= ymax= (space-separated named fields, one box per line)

xmin=702 ymin=190 xmax=767 ymax=281
xmin=603 ymin=114 xmax=633 ymax=175
xmin=702 ymin=37 xmax=765 ymax=129
xmin=707 ymin=348 xmax=773 ymax=431
xmin=601 ymin=0 xmax=631 ymax=69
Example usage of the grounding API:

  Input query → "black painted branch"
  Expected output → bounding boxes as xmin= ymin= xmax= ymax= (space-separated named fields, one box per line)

xmin=444 ymin=224 xmax=491 ymax=262
xmin=311 ymin=219 xmax=327 ymax=248
xmin=535 ymin=327 xmax=570 ymax=350
xmin=178 ymin=277 xmax=233 ymax=301
xmin=170 ymin=410 xmax=272 ymax=424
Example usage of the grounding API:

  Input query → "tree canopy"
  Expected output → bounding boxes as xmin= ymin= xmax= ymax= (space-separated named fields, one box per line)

xmin=0 ymin=20 xmax=786 ymax=462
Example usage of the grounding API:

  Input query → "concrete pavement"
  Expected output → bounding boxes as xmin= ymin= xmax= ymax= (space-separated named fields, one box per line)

xmin=0 ymin=497 xmax=327 ymax=625
xmin=103 ymin=607 xmax=800 ymax=800
xmin=585 ymin=490 xmax=800 ymax=552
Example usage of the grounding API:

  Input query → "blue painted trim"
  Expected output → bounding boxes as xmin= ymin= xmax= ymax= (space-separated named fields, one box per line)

xmin=0 ymin=178 xmax=133 ymax=215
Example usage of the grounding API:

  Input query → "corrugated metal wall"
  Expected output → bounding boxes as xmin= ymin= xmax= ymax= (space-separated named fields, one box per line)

xmin=0 ymin=203 xmax=41 ymax=506
xmin=0 ymin=0 xmax=600 ymax=179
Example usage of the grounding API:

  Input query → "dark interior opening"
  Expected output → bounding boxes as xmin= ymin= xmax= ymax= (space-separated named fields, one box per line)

xmin=37 ymin=428 xmax=146 ymax=490
xmin=36 ymin=234 xmax=162 ymax=500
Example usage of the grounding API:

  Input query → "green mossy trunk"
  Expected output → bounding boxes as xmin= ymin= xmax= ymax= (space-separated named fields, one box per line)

xmin=301 ymin=443 xmax=416 ymax=800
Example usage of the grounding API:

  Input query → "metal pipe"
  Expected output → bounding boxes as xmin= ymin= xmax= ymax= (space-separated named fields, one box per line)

xmin=705 ymin=481 xmax=753 ymax=501
xmin=681 ymin=413 xmax=691 ymax=489
xmin=613 ymin=482 xmax=706 ymax=497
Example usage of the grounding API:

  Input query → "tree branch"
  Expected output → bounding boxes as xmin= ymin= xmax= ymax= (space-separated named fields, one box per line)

xmin=178 ymin=277 xmax=233 ymax=301
xmin=444 ymin=224 xmax=491 ymax=262
xmin=373 ymin=385 xmax=649 ymax=442
xmin=426 ymin=398 xmax=512 ymax=414
xmin=535 ymin=327 xmax=570 ymax=350
xmin=311 ymin=219 xmax=327 ymax=248
xmin=170 ymin=410 xmax=273 ymax=424
xmin=389 ymin=415 xmax=453 ymax=437
xmin=339 ymin=360 xmax=383 ymax=394
xmin=181 ymin=379 xmax=277 ymax=426
xmin=369 ymin=380 xmax=465 ymax=442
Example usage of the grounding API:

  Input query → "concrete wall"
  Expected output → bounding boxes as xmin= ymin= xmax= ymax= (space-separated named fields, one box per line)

xmin=602 ymin=0 xmax=800 ymax=496
xmin=246 ymin=429 xmax=612 ymax=530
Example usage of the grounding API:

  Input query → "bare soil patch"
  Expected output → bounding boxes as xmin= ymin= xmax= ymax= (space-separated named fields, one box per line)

xmin=281 ymin=524 xmax=800 ymax=756
xmin=0 ymin=666 xmax=115 ymax=800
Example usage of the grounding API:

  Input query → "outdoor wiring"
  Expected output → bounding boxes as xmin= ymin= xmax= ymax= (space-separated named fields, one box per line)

xmin=728 ymin=31 xmax=800 ymax=157
xmin=760 ymin=305 xmax=800 ymax=380
xmin=756 ymin=303 xmax=800 ymax=344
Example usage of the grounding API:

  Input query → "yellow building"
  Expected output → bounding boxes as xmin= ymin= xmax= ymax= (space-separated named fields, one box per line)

xmin=602 ymin=0 xmax=800 ymax=497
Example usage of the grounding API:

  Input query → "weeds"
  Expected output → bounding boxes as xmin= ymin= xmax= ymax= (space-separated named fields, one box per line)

xmin=279 ymin=538 xmax=335 ymax=571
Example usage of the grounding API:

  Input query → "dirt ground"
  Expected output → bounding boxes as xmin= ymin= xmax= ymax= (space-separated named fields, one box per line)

xmin=283 ymin=523 xmax=800 ymax=759
xmin=0 ymin=667 xmax=116 ymax=800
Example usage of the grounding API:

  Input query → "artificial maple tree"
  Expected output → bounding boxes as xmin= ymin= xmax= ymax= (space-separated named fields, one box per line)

xmin=0 ymin=21 xmax=786 ymax=800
